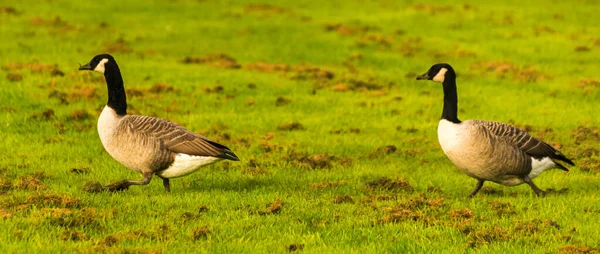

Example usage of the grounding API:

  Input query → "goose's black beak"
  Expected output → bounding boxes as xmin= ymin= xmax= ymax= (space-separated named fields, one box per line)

xmin=78 ymin=62 xmax=92 ymax=71
xmin=416 ymin=72 xmax=430 ymax=80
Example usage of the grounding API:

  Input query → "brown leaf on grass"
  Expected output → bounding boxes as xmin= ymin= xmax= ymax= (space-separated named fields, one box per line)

xmin=558 ymin=245 xmax=599 ymax=254
xmin=310 ymin=180 xmax=348 ymax=190
xmin=467 ymin=225 xmax=510 ymax=247
xmin=333 ymin=195 xmax=354 ymax=204
xmin=25 ymin=194 xmax=79 ymax=208
xmin=275 ymin=97 xmax=292 ymax=106
xmin=243 ymin=4 xmax=288 ymax=14
xmin=6 ymin=73 xmax=23 ymax=82
xmin=103 ymin=37 xmax=133 ymax=53
xmin=30 ymin=109 xmax=55 ymax=121
xmin=365 ymin=177 xmax=413 ymax=192
xmin=182 ymin=54 xmax=241 ymax=69
xmin=470 ymin=61 xmax=550 ymax=83
xmin=278 ymin=122 xmax=305 ymax=131
xmin=448 ymin=208 xmax=473 ymax=220
xmin=1 ymin=6 xmax=20 ymax=15
xmin=59 ymin=230 xmax=89 ymax=241
xmin=285 ymin=152 xmax=352 ymax=169
xmin=366 ymin=145 xmax=397 ymax=159
xmin=259 ymin=198 xmax=284 ymax=215
xmin=192 ymin=227 xmax=211 ymax=240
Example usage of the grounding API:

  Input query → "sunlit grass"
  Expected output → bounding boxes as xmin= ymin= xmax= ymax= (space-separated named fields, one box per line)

xmin=1 ymin=0 xmax=599 ymax=253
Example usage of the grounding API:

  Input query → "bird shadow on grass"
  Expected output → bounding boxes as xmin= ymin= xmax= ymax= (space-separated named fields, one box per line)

xmin=186 ymin=177 xmax=278 ymax=193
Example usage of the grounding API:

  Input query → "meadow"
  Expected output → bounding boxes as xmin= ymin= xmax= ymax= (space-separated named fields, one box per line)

xmin=1 ymin=0 xmax=600 ymax=253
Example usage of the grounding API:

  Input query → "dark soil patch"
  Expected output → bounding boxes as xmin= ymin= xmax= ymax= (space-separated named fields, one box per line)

xmin=59 ymin=229 xmax=89 ymax=241
xmin=202 ymin=85 xmax=224 ymax=93
xmin=412 ymin=3 xmax=454 ymax=14
xmin=148 ymin=83 xmax=174 ymax=93
xmin=324 ymin=23 xmax=379 ymax=37
xmin=192 ymin=227 xmax=211 ymax=240
xmin=1 ymin=6 xmax=20 ymax=15
xmin=6 ymin=72 xmax=23 ymax=82
xmin=30 ymin=109 xmax=55 ymax=121
xmin=242 ymin=159 xmax=268 ymax=176
xmin=67 ymin=109 xmax=91 ymax=121
xmin=258 ymin=198 xmax=284 ymax=215
xmin=470 ymin=61 xmax=550 ymax=83
xmin=98 ymin=234 xmax=120 ymax=247
xmin=488 ymin=200 xmax=516 ymax=216
xmin=69 ymin=168 xmax=89 ymax=174
xmin=310 ymin=180 xmax=348 ymax=190
xmin=49 ymin=90 xmax=68 ymax=104
xmin=574 ymin=79 xmax=600 ymax=93
xmin=578 ymin=158 xmax=600 ymax=173
xmin=245 ymin=62 xmax=334 ymax=81
xmin=380 ymin=208 xmax=427 ymax=224
xmin=365 ymin=177 xmax=413 ymax=192
xmin=571 ymin=125 xmax=600 ymax=143
xmin=103 ymin=37 xmax=133 ymax=53
xmin=278 ymin=122 xmax=305 ymax=131
xmin=3 ymin=61 xmax=64 ymax=76
xmin=558 ymin=245 xmax=599 ymax=254
xmin=24 ymin=194 xmax=79 ymax=208
xmin=69 ymin=86 xmax=98 ymax=100
xmin=466 ymin=225 xmax=510 ymax=247
xmin=182 ymin=54 xmax=241 ymax=69
xmin=287 ymin=243 xmax=304 ymax=252
xmin=275 ymin=97 xmax=292 ymax=106
xmin=333 ymin=195 xmax=354 ymax=204
xmin=514 ymin=219 xmax=560 ymax=235
xmin=329 ymin=128 xmax=360 ymax=134
xmin=43 ymin=208 xmax=99 ymax=228
xmin=366 ymin=145 xmax=397 ymax=159
xmin=14 ymin=175 xmax=47 ymax=190
xmin=285 ymin=152 xmax=352 ymax=169
xmin=448 ymin=208 xmax=473 ymax=220
xmin=426 ymin=185 xmax=443 ymax=193
xmin=197 ymin=205 xmax=209 ymax=213
xmin=83 ymin=182 xmax=105 ymax=193
xmin=243 ymin=3 xmax=288 ymax=14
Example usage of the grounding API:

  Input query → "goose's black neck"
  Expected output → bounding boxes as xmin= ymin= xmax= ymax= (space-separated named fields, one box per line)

xmin=441 ymin=78 xmax=461 ymax=123
xmin=104 ymin=63 xmax=127 ymax=116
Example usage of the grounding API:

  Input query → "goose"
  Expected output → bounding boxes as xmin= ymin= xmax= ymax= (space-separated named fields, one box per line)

xmin=416 ymin=63 xmax=574 ymax=197
xmin=78 ymin=54 xmax=239 ymax=192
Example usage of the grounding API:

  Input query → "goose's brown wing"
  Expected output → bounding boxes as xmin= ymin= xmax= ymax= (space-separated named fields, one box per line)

xmin=122 ymin=115 xmax=239 ymax=161
xmin=472 ymin=120 xmax=573 ymax=166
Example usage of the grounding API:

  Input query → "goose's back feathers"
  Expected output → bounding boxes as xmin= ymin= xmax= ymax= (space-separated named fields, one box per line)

xmin=471 ymin=120 xmax=573 ymax=166
xmin=122 ymin=114 xmax=237 ymax=160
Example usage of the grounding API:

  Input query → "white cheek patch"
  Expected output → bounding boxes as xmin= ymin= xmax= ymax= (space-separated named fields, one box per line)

xmin=94 ymin=58 xmax=109 ymax=73
xmin=432 ymin=67 xmax=448 ymax=83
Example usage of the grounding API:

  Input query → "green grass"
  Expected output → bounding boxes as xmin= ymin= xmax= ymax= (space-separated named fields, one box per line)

xmin=1 ymin=0 xmax=600 ymax=253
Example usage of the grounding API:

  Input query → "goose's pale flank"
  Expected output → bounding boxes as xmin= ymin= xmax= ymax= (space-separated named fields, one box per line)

xmin=79 ymin=54 xmax=239 ymax=192
xmin=416 ymin=63 xmax=574 ymax=197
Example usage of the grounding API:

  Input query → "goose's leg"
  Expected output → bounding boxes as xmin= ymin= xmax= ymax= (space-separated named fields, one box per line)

xmin=104 ymin=172 xmax=153 ymax=192
xmin=523 ymin=175 xmax=545 ymax=197
xmin=162 ymin=178 xmax=171 ymax=192
xmin=468 ymin=180 xmax=485 ymax=198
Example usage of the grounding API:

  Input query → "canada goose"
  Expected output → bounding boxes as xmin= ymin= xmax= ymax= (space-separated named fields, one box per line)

xmin=78 ymin=54 xmax=239 ymax=192
xmin=416 ymin=63 xmax=574 ymax=197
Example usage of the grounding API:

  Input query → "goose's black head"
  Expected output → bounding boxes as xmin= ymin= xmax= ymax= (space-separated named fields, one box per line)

xmin=78 ymin=54 xmax=116 ymax=74
xmin=416 ymin=63 xmax=456 ymax=83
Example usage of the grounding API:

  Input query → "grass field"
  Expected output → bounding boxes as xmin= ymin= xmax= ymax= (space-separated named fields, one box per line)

xmin=1 ymin=0 xmax=600 ymax=253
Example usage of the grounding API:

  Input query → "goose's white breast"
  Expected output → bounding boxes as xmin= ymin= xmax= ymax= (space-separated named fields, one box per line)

xmin=437 ymin=119 xmax=463 ymax=156
xmin=97 ymin=106 xmax=122 ymax=150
